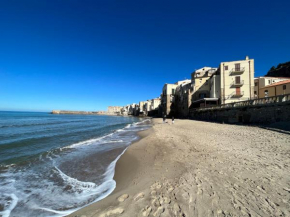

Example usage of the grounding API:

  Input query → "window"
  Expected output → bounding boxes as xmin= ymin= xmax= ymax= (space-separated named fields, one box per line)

xmin=254 ymin=91 xmax=257 ymax=94
xmin=172 ymin=89 xmax=175 ymax=95
xmin=255 ymin=82 xmax=258 ymax=86
xmin=268 ymin=80 xmax=271 ymax=84
xmin=265 ymin=90 xmax=269 ymax=97
xmin=225 ymin=66 xmax=228 ymax=70
xmin=283 ymin=85 xmax=286 ymax=90
xmin=235 ymin=63 xmax=240 ymax=71
xmin=235 ymin=76 xmax=241 ymax=84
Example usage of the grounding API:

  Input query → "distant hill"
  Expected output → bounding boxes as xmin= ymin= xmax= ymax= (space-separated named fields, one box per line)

xmin=266 ymin=61 xmax=290 ymax=77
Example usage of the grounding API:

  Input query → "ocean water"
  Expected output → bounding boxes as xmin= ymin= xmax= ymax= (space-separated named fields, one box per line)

xmin=0 ymin=111 xmax=151 ymax=217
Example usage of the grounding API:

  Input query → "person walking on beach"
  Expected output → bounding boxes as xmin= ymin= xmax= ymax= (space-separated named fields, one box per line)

xmin=163 ymin=114 xmax=166 ymax=123
xmin=172 ymin=116 xmax=174 ymax=124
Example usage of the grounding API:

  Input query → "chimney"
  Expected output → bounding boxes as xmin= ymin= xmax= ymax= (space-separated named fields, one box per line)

xmin=245 ymin=56 xmax=249 ymax=60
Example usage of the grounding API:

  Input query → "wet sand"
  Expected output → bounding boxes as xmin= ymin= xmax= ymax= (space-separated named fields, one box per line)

xmin=69 ymin=119 xmax=290 ymax=217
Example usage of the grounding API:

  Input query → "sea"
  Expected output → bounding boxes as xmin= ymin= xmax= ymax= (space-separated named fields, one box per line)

xmin=0 ymin=111 xmax=151 ymax=217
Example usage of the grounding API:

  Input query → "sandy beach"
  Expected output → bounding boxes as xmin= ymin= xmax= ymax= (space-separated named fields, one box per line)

xmin=69 ymin=119 xmax=290 ymax=217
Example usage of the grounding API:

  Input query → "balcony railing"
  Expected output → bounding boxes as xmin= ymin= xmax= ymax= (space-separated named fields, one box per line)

xmin=231 ymin=91 xmax=244 ymax=97
xmin=231 ymin=80 xmax=244 ymax=86
xmin=229 ymin=67 xmax=245 ymax=75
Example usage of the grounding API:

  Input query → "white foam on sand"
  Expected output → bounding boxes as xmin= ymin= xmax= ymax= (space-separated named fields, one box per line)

xmin=0 ymin=194 xmax=18 ymax=217
xmin=37 ymin=147 xmax=129 ymax=217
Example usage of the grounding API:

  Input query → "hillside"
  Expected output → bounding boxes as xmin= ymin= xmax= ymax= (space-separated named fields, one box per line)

xmin=266 ymin=61 xmax=290 ymax=77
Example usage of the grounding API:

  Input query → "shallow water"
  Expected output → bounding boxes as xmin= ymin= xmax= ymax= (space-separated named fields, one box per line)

xmin=0 ymin=111 xmax=151 ymax=217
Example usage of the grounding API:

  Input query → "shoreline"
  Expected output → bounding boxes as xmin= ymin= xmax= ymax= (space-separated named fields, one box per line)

xmin=69 ymin=119 xmax=290 ymax=217
xmin=68 ymin=123 xmax=162 ymax=217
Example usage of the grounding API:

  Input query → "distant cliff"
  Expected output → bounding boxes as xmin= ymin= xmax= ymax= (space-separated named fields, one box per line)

xmin=266 ymin=61 xmax=290 ymax=77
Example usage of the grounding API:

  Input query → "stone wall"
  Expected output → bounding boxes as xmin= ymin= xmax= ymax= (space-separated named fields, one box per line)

xmin=189 ymin=101 xmax=290 ymax=124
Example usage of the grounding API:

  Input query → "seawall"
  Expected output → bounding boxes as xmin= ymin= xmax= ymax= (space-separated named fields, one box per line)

xmin=189 ymin=101 xmax=290 ymax=124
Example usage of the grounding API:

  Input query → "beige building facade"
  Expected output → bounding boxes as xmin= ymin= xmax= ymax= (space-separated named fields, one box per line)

xmin=259 ymin=80 xmax=290 ymax=98
xmin=219 ymin=56 xmax=254 ymax=104
xmin=107 ymin=106 xmax=122 ymax=114
xmin=161 ymin=80 xmax=191 ymax=116
xmin=161 ymin=83 xmax=178 ymax=116
xmin=190 ymin=56 xmax=255 ymax=109
xmin=191 ymin=67 xmax=217 ymax=102
xmin=254 ymin=77 xmax=290 ymax=98
xmin=174 ymin=80 xmax=192 ymax=117
xmin=150 ymin=98 xmax=161 ymax=111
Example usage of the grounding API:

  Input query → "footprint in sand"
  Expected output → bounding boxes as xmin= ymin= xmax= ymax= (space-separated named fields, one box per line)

xmin=167 ymin=186 xmax=174 ymax=193
xmin=134 ymin=192 xmax=145 ymax=201
xmin=141 ymin=206 xmax=152 ymax=217
xmin=153 ymin=206 xmax=164 ymax=217
xmin=151 ymin=182 xmax=162 ymax=190
xmin=117 ymin=194 xmax=129 ymax=202
xmin=99 ymin=207 xmax=124 ymax=217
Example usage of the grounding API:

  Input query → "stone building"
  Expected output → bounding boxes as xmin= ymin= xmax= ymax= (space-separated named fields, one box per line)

xmin=259 ymin=80 xmax=290 ymax=98
xmin=150 ymin=98 xmax=161 ymax=111
xmin=190 ymin=56 xmax=255 ymax=109
xmin=161 ymin=80 xmax=190 ymax=116
xmin=161 ymin=83 xmax=178 ymax=116
xmin=142 ymin=100 xmax=151 ymax=116
xmin=254 ymin=77 xmax=290 ymax=98
xmin=174 ymin=80 xmax=192 ymax=118
xmin=191 ymin=67 xmax=217 ymax=101
xmin=138 ymin=101 xmax=147 ymax=115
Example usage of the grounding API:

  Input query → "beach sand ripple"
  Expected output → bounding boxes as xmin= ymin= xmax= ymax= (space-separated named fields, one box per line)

xmin=70 ymin=119 xmax=290 ymax=217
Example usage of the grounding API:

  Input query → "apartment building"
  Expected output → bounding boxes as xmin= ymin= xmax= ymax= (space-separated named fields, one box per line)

xmin=143 ymin=100 xmax=152 ymax=116
xmin=174 ymin=80 xmax=192 ymax=117
xmin=191 ymin=67 xmax=217 ymax=101
xmin=161 ymin=80 xmax=190 ymax=116
xmin=139 ymin=101 xmax=147 ymax=114
xmin=254 ymin=77 xmax=290 ymax=98
xmin=189 ymin=56 xmax=255 ymax=109
xmin=161 ymin=83 xmax=178 ymax=116
xmin=218 ymin=56 xmax=254 ymax=104
xmin=150 ymin=98 xmax=161 ymax=111
xmin=259 ymin=80 xmax=290 ymax=98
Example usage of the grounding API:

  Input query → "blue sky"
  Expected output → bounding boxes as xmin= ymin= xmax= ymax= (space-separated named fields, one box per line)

xmin=0 ymin=0 xmax=289 ymax=112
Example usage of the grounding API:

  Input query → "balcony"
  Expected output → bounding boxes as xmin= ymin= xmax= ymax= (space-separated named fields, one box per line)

xmin=229 ymin=67 xmax=245 ymax=75
xmin=231 ymin=80 xmax=244 ymax=87
xmin=231 ymin=91 xmax=244 ymax=97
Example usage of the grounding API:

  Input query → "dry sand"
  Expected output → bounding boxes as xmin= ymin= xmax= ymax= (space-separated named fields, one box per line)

xmin=69 ymin=119 xmax=290 ymax=217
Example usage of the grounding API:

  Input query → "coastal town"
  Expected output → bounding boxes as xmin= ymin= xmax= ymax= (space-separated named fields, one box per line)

xmin=70 ymin=58 xmax=290 ymax=217
xmin=107 ymin=57 xmax=290 ymax=123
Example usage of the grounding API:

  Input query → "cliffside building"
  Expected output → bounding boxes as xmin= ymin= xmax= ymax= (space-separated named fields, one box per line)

xmin=174 ymin=80 xmax=192 ymax=118
xmin=161 ymin=83 xmax=178 ymax=116
xmin=161 ymin=80 xmax=190 ymax=116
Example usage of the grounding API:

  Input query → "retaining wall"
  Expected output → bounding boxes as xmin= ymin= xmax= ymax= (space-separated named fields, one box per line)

xmin=189 ymin=101 xmax=290 ymax=124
